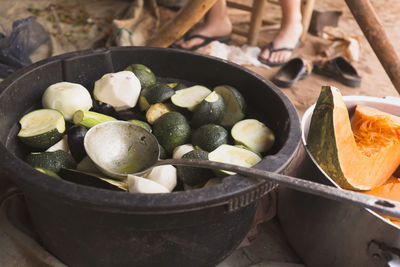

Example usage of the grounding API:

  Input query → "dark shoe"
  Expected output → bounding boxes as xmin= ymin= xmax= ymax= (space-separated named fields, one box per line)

xmin=170 ymin=34 xmax=231 ymax=51
xmin=258 ymin=41 xmax=299 ymax=67
xmin=313 ymin=56 xmax=362 ymax=87
xmin=273 ymin=58 xmax=313 ymax=88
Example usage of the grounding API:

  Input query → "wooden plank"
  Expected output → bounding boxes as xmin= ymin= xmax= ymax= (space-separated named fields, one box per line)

xmin=345 ymin=0 xmax=400 ymax=93
xmin=146 ymin=0 xmax=218 ymax=48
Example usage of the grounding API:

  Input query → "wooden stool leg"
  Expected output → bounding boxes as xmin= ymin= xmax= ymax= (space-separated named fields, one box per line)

xmin=146 ymin=0 xmax=218 ymax=48
xmin=300 ymin=0 xmax=316 ymax=41
xmin=248 ymin=0 xmax=267 ymax=45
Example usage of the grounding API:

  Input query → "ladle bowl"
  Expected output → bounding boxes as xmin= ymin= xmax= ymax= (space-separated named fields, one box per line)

xmin=84 ymin=121 xmax=400 ymax=219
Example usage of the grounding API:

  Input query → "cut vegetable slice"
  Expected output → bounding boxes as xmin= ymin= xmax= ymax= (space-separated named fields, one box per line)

xmin=191 ymin=92 xmax=225 ymax=128
xmin=127 ymin=175 xmax=170 ymax=194
xmin=307 ymin=86 xmax=400 ymax=190
xmin=18 ymin=109 xmax=65 ymax=150
xmin=73 ymin=110 xmax=116 ymax=128
xmin=145 ymin=103 xmax=171 ymax=124
xmin=214 ymin=85 xmax=246 ymax=127
xmin=192 ymin=124 xmax=229 ymax=152
xmin=145 ymin=165 xmax=177 ymax=192
xmin=26 ymin=150 xmax=77 ymax=173
xmin=171 ymin=85 xmax=211 ymax=111
xmin=172 ymin=144 xmax=195 ymax=159
xmin=231 ymin=119 xmax=275 ymax=153
xmin=138 ymin=83 xmax=175 ymax=111
xmin=208 ymin=144 xmax=262 ymax=175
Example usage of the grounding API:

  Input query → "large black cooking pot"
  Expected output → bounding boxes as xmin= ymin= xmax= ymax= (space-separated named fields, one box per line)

xmin=0 ymin=47 xmax=301 ymax=267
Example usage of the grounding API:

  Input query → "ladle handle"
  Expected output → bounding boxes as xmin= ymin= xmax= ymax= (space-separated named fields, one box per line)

xmin=155 ymin=158 xmax=400 ymax=219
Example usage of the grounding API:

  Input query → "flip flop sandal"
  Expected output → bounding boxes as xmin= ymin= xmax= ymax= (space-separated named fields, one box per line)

xmin=313 ymin=56 xmax=362 ymax=88
xmin=258 ymin=42 xmax=298 ymax=67
xmin=273 ymin=58 xmax=313 ymax=88
xmin=170 ymin=33 xmax=231 ymax=51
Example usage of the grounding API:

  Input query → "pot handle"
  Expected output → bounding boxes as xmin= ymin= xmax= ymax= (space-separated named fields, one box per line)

xmin=368 ymin=240 xmax=400 ymax=267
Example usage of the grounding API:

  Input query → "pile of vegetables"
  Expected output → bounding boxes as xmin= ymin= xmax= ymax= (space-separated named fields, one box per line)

xmin=17 ymin=64 xmax=276 ymax=194
xmin=307 ymin=85 xmax=400 ymax=225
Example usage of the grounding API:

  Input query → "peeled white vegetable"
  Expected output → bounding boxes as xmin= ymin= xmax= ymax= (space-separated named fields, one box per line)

xmin=127 ymin=175 xmax=170 ymax=194
xmin=46 ymin=135 xmax=69 ymax=153
xmin=172 ymin=144 xmax=195 ymax=159
xmin=93 ymin=71 xmax=141 ymax=111
xmin=42 ymin=82 xmax=93 ymax=121
xmin=145 ymin=165 xmax=177 ymax=192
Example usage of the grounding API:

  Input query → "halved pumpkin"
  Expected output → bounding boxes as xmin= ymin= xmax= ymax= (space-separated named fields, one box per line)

xmin=365 ymin=176 xmax=400 ymax=226
xmin=307 ymin=86 xmax=400 ymax=190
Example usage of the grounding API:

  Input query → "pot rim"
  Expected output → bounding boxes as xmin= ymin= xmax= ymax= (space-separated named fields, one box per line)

xmin=0 ymin=47 xmax=301 ymax=214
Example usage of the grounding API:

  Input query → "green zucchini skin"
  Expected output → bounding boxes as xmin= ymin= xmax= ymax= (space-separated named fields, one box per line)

xmin=18 ymin=109 xmax=65 ymax=151
xmin=177 ymin=149 xmax=213 ymax=186
xmin=153 ymin=111 xmax=191 ymax=153
xmin=19 ymin=128 xmax=64 ymax=151
xmin=125 ymin=64 xmax=156 ymax=88
xmin=139 ymin=83 xmax=175 ymax=111
xmin=192 ymin=124 xmax=229 ymax=152
xmin=191 ymin=92 xmax=225 ymax=128
xmin=26 ymin=150 xmax=77 ymax=173
xmin=73 ymin=110 xmax=116 ymax=128
xmin=214 ymin=85 xmax=246 ymax=127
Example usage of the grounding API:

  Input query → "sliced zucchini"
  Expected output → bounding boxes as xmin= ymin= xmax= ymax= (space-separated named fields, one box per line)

xmin=231 ymin=119 xmax=275 ymax=153
xmin=214 ymin=85 xmax=246 ymax=127
xmin=128 ymin=119 xmax=152 ymax=133
xmin=152 ymin=111 xmax=191 ymax=153
xmin=176 ymin=149 xmax=213 ymax=187
xmin=168 ymin=83 xmax=187 ymax=91
xmin=26 ymin=150 xmax=77 ymax=173
xmin=127 ymin=175 xmax=170 ymax=194
xmin=172 ymin=144 xmax=195 ymax=159
xmin=208 ymin=144 xmax=262 ymax=175
xmin=73 ymin=110 xmax=116 ymax=128
xmin=145 ymin=165 xmax=177 ymax=192
xmin=138 ymin=83 xmax=175 ymax=111
xmin=171 ymin=85 xmax=211 ymax=111
xmin=18 ymin=109 xmax=65 ymax=150
xmin=125 ymin=64 xmax=156 ymax=88
xmin=145 ymin=103 xmax=171 ymax=124
xmin=192 ymin=124 xmax=229 ymax=152
xmin=191 ymin=91 xmax=225 ymax=128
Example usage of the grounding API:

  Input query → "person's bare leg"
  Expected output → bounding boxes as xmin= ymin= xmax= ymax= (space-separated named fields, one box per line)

xmin=176 ymin=0 xmax=232 ymax=49
xmin=259 ymin=0 xmax=303 ymax=64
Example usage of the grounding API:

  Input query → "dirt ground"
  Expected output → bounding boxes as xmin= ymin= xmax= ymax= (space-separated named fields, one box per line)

xmin=223 ymin=0 xmax=400 ymax=117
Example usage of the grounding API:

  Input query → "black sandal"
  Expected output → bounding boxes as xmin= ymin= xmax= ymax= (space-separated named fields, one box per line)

xmin=313 ymin=56 xmax=362 ymax=88
xmin=273 ymin=58 xmax=313 ymax=88
xmin=170 ymin=34 xmax=231 ymax=51
xmin=258 ymin=42 xmax=297 ymax=67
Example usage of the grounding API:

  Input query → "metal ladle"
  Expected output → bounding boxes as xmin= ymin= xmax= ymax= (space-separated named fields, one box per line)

xmin=83 ymin=121 xmax=400 ymax=218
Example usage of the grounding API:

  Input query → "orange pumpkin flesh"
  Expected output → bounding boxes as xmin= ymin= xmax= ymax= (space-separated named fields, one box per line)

xmin=307 ymin=86 xmax=400 ymax=190
xmin=365 ymin=176 xmax=400 ymax=226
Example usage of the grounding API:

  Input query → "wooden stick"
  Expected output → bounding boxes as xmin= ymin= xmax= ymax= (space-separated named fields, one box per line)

xmin=248 ymin=0 xmax=267 ymax=46
xmin=345 ymin=0 xmax=400 ymax=94
xmin=146 ymin=0 xmax=218 ymax=48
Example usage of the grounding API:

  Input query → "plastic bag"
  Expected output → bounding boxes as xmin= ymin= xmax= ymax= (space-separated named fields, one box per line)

xmin=0 ymin=16 xmax=49 ymax=78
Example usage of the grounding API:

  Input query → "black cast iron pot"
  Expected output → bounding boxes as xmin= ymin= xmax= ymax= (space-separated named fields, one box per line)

xmin=0 ymin=47 xmax=301 ymax=267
